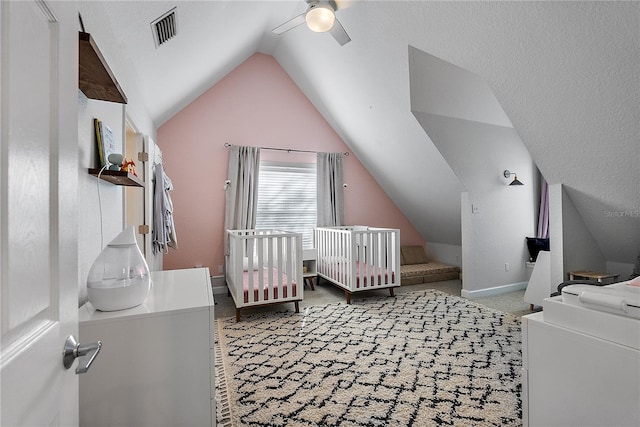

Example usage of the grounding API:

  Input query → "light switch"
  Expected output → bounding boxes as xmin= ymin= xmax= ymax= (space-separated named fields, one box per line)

xmin=472 ymin=204 xmax=479 ymax=214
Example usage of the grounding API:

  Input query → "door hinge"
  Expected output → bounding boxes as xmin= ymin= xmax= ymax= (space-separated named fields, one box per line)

xmin=138 ymin=152 xmax=149 ymax=162
xmin=138 ymin=224 xmax=150 ymax=235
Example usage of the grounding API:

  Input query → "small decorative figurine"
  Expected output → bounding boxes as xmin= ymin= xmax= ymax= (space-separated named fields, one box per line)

xmin=121 ymin=158 xmax=138 ymax=177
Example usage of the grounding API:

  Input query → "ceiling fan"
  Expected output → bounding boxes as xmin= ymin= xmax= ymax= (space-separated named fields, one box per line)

xmin=272 ymin=0 xmax=351 ymax=46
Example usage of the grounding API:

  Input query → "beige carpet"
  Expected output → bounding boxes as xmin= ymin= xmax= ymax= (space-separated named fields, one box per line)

xmin=216 ymin=290 xmax=522 ymax=426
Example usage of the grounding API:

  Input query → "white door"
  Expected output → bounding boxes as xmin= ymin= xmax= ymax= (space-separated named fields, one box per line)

xmin=143 ymin=136 xmax=162 ymax=270
xmin=125 ymin=125 xmax=146 ymax=254
xmin=1 ymin=1 xmax=80 ymax=425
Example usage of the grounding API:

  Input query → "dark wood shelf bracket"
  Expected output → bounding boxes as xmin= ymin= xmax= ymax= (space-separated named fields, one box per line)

xmin=79 ymin=32 xmax=128 ymax=104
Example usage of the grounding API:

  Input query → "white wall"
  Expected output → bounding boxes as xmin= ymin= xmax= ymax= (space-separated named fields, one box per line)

xmin=458 ymin=154 xmax=536 ymax=296
xmin=425 ymin=241 xmax=462 ymax=268
xmin=549 ymin=183 xmax=610 ymax=287
xmin=277 ymin=1 xmax=638 ymax=270
xmin=561 ymin=186 xmax=606 ymax=275
xmin=548 ymin=184 xmax=565 ymax=287
xmin=487 ymin=2 xmax=640 ymax=266
xmin=76 ymin=2 xmax=156 ymax=140
xmin=77 ymin=94 xmax=125 ymax=305
xmin=409 ymin=45 xmax=512 ymax=129
xmin=607 ymin=261 xmax=634 ymax=281
xmin=410 ymin=49 xmax=537 ymax=296
xmin=75 ymin=2 xmax=160 ymax=304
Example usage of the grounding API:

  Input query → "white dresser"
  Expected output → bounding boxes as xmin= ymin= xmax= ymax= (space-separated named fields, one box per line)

xmin=521 ymin=294 xmax=640 ymax=427
xmin=79 ymin=268 xmax=215 ymax=427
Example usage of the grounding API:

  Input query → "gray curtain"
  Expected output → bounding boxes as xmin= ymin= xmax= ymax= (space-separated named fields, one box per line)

xmin=536 ymin=177 xmax=549 ymax=239
xmin=317 ymin=152 xmax=345 ymax=227
xmin=224 ymin=145 xmax=261 ymax=242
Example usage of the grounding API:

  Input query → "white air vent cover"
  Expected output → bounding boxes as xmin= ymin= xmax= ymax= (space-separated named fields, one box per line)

xmin=151 ymin=7 xmax=177 ymax=48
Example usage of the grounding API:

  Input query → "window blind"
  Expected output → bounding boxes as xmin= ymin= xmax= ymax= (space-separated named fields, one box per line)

xmin=255 ymin=161 xmax=317 ymax=248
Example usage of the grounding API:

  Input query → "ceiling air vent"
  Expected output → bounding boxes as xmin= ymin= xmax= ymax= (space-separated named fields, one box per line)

xmin=151 ymin=7 xmax=177 ymax=48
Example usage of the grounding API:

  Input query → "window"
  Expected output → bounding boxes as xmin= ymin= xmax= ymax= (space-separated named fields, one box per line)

xmin=255 ymin=161 xmax=317 ymax=248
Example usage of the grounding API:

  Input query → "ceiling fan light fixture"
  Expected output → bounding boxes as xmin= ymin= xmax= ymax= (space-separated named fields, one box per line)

xmin=305 ymin=3 xmax=335 ymax=32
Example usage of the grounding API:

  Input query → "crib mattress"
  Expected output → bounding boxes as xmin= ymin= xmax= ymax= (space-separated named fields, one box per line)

xmin=242 ymin=270 xmax=297 ymax=303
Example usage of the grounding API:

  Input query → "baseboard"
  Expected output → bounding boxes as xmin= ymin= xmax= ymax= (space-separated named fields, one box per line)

xmin=461 ymin=281 xmax=528 ymax=299
xmin=210 ymin=275 xmax=227 ymax=295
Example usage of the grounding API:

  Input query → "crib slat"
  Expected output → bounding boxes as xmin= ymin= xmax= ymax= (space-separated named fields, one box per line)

xmin=385 ymin=231 xmax=391 ymax=285
xmin=349 ymin=230 xmax=356 ymax=289
xmin=330 ymin=229 xmax=333 ymax=282
xmin=246 ymin=236 xmax=254 ymax=302
xmin=265 ymin=236 xmax=281 ymax=300
xmin=370 ymin=231 xmax=377 ymax=288
xmin=339 ymin=229 xmax=342 ymax=286
xmin=377 ymin=233 xmax=382 ymax=285
xmin=266 ymin=236 xmax=273 ymax=302
xmin=277 ymin=236 xmax=284 ymax=299
xmin=337 ymin=229 xmax=343 ymax=287
xmin=283 ymin=235 xmax=288 ymax=298
xmin=363 ymin=232 xmax=367 ymax=286
xmin=332 ymin=230 xmax=338 ymax=283
xmin=361 ymin=238 xmax=365 ymax=289
xmin=366 ymin=232 xmax=370 ymax=287
xmin=257 ymin=237 xmax=265 ymax=302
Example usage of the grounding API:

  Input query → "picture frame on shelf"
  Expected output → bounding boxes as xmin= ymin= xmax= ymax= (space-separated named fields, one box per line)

xmin=94 ymin=117 xmax=116 ymax=168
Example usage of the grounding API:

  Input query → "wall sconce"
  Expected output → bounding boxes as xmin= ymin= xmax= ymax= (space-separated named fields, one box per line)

xmin=503 ymin=170 xmax=524 ymax=186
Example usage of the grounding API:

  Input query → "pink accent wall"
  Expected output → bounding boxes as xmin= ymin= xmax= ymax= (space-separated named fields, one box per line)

xmin=157 ymin=53 xmax=423 ymax=272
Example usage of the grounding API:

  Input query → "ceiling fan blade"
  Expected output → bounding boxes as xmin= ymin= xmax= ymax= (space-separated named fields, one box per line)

xmin=329 ymin=17 xmax=351 ymax=45
xmin=331 ymin=0 xmax=357 ymax=12
xmin=272 ymin=13 xmax=306 ymax=35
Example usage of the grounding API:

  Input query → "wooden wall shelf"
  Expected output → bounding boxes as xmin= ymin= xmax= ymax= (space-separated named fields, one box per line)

xmin=88 ymin=169 xmax=144 ymax=187
xmin=79 ymin=32 xmax=128 ymax=104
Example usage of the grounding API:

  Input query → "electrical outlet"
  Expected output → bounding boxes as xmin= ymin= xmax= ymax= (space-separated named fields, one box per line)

xmin=505 ymin=262 xmax=510 ymax=272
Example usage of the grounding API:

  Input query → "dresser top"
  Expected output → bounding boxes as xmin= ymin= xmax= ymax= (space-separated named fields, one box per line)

xmin=80 ymin=268 xmax=213 ymax=323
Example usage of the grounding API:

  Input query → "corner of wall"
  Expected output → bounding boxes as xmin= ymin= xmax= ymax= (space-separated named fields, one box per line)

xmin=460 ymin=191 xmax=471 ymax=290
xmin=549 ymin=182 xmax=607 ymax=285
xmin=425 ymin=241 xmax=462 ymax=268
xmin=561 ymin=187 xmax=606 ymax=274
xmin=548 ymin=183 xmax=565 ymax=285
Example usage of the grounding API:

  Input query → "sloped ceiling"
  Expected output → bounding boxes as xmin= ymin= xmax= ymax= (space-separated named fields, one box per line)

xmin=83 ymin=1 xmax=639 ymax=263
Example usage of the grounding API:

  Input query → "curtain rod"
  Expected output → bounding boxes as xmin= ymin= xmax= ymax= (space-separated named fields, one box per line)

xmin=224 ymin=142 xmax=349 ymax=157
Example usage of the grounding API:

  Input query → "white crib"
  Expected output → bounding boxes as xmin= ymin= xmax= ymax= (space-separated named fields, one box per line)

xmin=315 ymin=226 xmax=400 ymax=304
xmin=226 ymin=229 xmax=303 ymax=321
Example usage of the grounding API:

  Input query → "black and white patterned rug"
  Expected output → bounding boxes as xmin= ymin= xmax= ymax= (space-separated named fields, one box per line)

xmin=215 ymin=290 xmax=522 ymax=426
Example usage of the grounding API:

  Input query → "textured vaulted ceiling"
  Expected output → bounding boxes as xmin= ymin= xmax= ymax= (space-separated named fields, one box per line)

xmin=80 ymin=1 xmax=639 ymax=263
